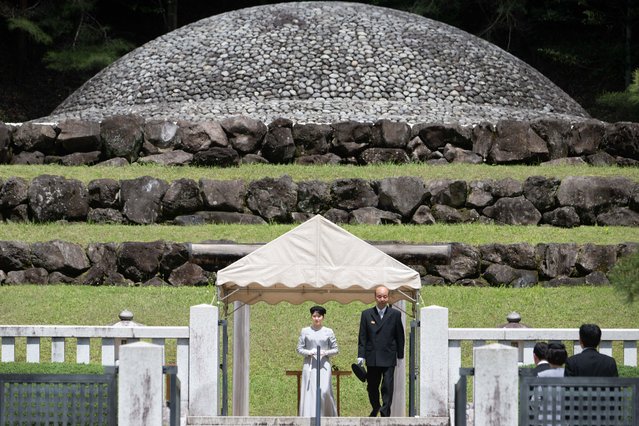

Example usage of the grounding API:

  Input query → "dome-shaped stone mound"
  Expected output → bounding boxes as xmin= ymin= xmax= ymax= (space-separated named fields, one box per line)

xmin=49 ymin=1 xmax=589 ymax=124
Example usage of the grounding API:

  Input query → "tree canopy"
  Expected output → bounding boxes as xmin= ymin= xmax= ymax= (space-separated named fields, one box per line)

xmin=0 ymin=0 xmax=637 ymax=122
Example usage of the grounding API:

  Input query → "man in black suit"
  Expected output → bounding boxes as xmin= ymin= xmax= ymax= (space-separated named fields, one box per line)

xmin=357 ymin=285 xmax=405 ymax=417
xmin=564 ymin=323 xmax=618 ymax=377
xmin=532 ymin=341 xmax=551 ymax=375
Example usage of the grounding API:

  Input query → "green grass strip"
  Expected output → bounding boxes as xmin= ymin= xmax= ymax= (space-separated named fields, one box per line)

xmin=1 ymin=163 xmax=638 ymax=183
xmin=0 ymin=222 xmax=637 ymax=245
xmin=0 ymin=362 xmax=105 ymax=374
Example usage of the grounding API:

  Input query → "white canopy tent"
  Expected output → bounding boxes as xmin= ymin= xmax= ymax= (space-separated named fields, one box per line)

xmin=216 ymin=214 xmax=421 ymax=306
xmin=215 ymin=215 xmax=422 ymax=416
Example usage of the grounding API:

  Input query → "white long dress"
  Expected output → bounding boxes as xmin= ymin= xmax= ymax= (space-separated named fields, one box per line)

xmin=536 ymin=367 xmax=565 ymax=424
xmin=296 ymin=326 xmax=339 ymax=417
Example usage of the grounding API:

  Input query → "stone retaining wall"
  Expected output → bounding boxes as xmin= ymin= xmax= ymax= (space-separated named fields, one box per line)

xmin=1 ymin=174 xmax=638 ymax=227
xmin=2 ymin=116 xmax=638 ymax=167
xmin=0 ymin=240 xmax=635 ymax=287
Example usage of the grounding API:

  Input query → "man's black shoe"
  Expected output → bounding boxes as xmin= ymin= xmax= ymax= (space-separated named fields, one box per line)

xmin=369 ymin=408 xmax=379 ymax=417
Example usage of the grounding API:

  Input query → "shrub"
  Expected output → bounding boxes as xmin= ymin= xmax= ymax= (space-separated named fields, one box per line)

xmin=608 ymin=250 xmax=639 ymax=303
xmin=618 ymin=365 xmax=639 ymax=378
xmin=595 ymin=69 xmax=639 ymax=122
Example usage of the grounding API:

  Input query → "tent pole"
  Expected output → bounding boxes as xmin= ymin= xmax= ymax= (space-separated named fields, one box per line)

xmin=408 ymin=294 xmax=419 ymax=416
xmin=220 ymin=318 xmax=228 ymax=415
xmin=409 ymin=318 xmax=418 ymax=416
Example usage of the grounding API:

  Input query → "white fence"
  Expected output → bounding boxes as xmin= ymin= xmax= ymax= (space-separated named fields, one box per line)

xmin=420 ymin=305 xmax=639 ymax=418
xmin=0 ymin=304 xmax=218 ymax=419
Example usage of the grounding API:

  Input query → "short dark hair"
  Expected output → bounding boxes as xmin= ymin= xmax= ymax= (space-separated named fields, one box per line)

xmin=546 ymin=342 xmax=567 ymax=366
xmin=310 ymin=305 xmax=326 ymax=316
xmin=579 ymin=323 xmax=602 ymax=348
xmin=533 ymin=342 xmax=548 ymax=360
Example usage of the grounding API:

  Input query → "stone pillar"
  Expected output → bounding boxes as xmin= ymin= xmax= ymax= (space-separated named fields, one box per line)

xmin=419 ymin=305 xmax=448 ymax=417
xmin=474 ymin=343 xmax=518 ymax=425
xmin=390 ymin=300 xmax=406 ymax=416
xmin=189 ymin=304 xmax=219 ymax=416
xmin=232 ymin=302 xmax=250 ymax=416
xmin=118 ymin=342 xmax=163 ymax=425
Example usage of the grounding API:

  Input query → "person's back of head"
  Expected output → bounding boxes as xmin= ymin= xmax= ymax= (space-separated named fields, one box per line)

xmin=546 ymin=342 xmax=567 ymax=366
xmin=533 ymin=341 xmax=548 ymax=363
xmin=579 ymin=323 xmax=602 ymax=348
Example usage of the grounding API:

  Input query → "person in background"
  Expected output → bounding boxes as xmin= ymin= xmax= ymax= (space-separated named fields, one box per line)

xmin=537 ymin=342 xmax=569 ymax=424
xmin=564 ymin=323 xmax=618 ymax=377
xmin=357 ymin=285 xmax=405 ymax=417
xmin=532 ymin=341 xmax=551 ymax=376
xmin=297 ymin=305 xmax=339 ymax=417
xmin=538 ymin=342 xmax=568 ymax=377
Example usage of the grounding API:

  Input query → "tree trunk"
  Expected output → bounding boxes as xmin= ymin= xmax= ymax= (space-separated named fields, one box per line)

xmin=625 ymin=0 xmax=632 ymax=87
xmin=166 ymin=0 xmax=178 ymax=31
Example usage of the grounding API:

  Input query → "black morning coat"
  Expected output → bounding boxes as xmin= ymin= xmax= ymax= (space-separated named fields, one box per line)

xmin=357 ymin=305 xmax=405 ymax=367
xmin=564 ymin=347 xmax=619 ymax=377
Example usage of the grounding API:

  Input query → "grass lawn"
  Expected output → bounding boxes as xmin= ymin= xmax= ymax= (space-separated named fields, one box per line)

xmin=0 ymin=222 xmax=637 ymax=245
xmin=0 ymin=285 xmax=636 ymax=416
xmin=1 ymin=163 xmax=638 ymax=183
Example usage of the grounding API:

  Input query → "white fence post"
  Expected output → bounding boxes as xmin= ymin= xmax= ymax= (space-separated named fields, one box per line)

xmin=391 ymin=299 xmax=407 ymax=417
xmin=189 ymin=304 xmax=219 ymax=417
xmin=118 ymin=342 xmax=164 ymax=425
xmin=420 ymin=305 xmax=449 ymax=417
xmin=474 ymin=343 xmax=518 ymax=426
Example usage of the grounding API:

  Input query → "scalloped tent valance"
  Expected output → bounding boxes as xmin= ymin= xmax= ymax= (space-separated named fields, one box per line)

xmin=215 ymin=215 xmax=421 ymax=305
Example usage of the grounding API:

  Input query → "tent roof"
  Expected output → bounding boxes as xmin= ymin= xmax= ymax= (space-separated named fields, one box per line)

xmin=216 ymin=215 xmax=421 ymax=305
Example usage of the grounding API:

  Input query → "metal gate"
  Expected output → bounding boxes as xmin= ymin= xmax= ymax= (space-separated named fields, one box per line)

xmin=519 ymin=376 xmax=639 ymax=426
xmin=0 ymin=368 xmax=117 ymax=425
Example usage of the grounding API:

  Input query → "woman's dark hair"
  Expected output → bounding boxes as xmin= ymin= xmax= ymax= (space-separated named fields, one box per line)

xmin=546 ymin=342 xmax=568 ymax=366
xmin=310 ymin=305 xmax=326 ymax=316
xmin=533 ymin=342 xmax=548 ymax=360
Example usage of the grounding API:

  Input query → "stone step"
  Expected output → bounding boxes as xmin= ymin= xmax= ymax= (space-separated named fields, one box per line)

xmin=187 ymin=417 xmax=448 ymax=426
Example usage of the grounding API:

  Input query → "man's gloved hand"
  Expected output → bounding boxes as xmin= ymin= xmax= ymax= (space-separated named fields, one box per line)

xmin=357 ymin=357 xmax=365 ymax=366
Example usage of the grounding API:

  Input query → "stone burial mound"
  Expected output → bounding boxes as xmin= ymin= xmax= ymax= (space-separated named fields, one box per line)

xmin=47 ymin=1 xmax=588 ymax=125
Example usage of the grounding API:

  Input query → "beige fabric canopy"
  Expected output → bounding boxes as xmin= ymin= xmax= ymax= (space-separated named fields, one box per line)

xmin=216 ymin=215 xmax=421 ymax=305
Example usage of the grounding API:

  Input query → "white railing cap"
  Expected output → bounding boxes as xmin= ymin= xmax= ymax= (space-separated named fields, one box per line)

xmin=0 ymin=325 xmax=189 ymax=339
xmin=449 ymin=328 xmax=639 ymax=341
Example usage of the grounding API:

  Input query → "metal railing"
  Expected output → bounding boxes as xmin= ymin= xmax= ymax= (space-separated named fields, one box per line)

xmin=519 ymin=376 xmax=639 ymax=426
xmin=454 ymin=367 xmax=474 ymax=426
xmin=454 ymin=368 xmax=639 ymax=426
xmin=0 ymin=365 xmax=181 ymax=426
xmin=163 ymin=365 xmax=181 ymax=426
xmin=0 ymin=366 xmax=118 ymax=426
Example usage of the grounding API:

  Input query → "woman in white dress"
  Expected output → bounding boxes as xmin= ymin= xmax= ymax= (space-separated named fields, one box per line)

xmin=538 ymin=342 xmax=568 ymax=377
xmin=537 ymin=342 xmax=568 ymax=424
xmin=296 ymin=305 xmax=339 ymax=417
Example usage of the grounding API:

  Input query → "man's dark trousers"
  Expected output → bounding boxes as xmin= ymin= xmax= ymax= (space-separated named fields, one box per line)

xmin=366 ymin=366 xmax=395 ymax=417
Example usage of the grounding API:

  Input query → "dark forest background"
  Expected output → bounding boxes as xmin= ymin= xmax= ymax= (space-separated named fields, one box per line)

xmin=1 ymin=0 xmax=638 ymax=123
